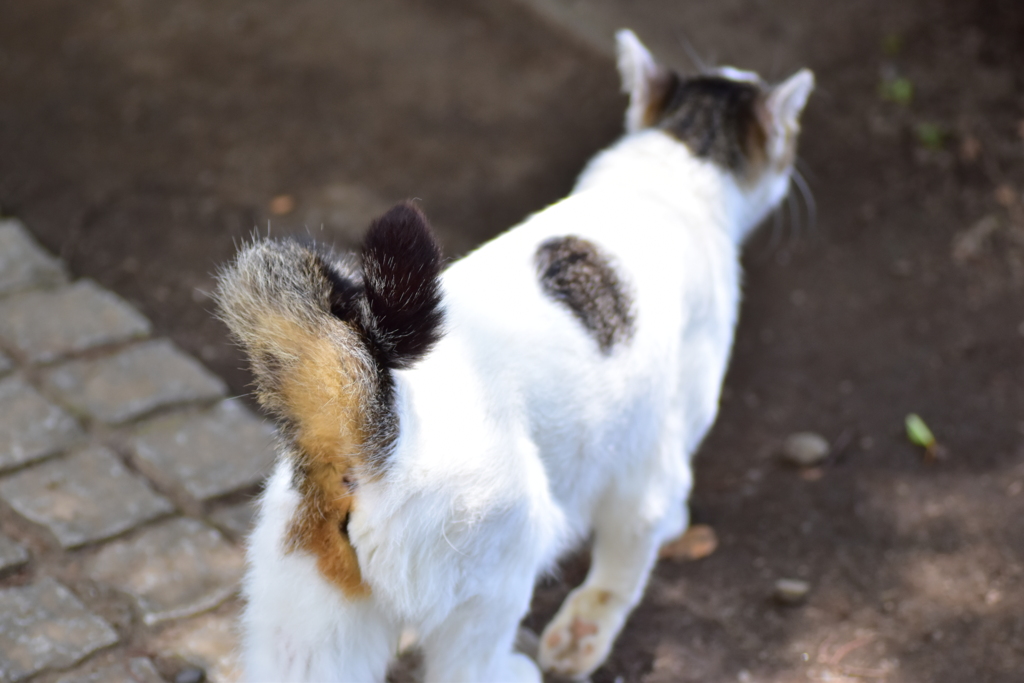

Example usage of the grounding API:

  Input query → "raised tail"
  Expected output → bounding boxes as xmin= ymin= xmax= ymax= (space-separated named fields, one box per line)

xmin=214 ymin=201 xmax=444 ymax=595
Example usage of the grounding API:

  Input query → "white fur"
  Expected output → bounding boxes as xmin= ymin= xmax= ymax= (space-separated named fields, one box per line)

xmin=617 ymin=29 xmax=672 ymax=133
xmin=241 ymin=31 xmax=810 ymax=683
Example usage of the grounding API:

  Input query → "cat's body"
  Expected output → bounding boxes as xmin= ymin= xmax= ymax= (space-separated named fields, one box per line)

xmin=217 ymin=30 xmax=812 ymax=682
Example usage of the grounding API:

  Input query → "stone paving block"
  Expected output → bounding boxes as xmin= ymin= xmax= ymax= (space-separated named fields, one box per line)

xmin=0 ymin=219 xmax=67 ymax=296
xmin=0 ymin=446 xmax=174 ymax=548
xmin=0 ymin=577 xmax=119 ymax=682
xmin=86 ymin=517 xmax=244 ymax=625
xmin=0 ymin=532 xmax=30 ymax=573
xmin=55 ymin=656 xmax=164 ymax=683
xmin=208 ymin=500 xmax=257 ymax=540
xmin=41 ymin=339 xmax=227 ymax=424
xmin=133 ymin=400 xmax=276 ymax=501
xmin=152 ymin=611 xmax=242 ymax=683
xmin=0 ymin=280 xmax=151 ymax=364
xmin=0 ymin=375 xmax=83 ymax=472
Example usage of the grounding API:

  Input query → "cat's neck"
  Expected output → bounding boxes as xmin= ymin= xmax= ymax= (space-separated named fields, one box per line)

xmin=572 ymin=130 xmax=763 ymax=245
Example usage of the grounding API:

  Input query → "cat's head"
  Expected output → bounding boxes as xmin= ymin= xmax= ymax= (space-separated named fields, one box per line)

xmin=616 ymin=29 xmax=813 ymax=237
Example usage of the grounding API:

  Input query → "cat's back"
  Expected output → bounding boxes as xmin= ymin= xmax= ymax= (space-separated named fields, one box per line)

xmin=423 ymin=181 xmax=740 ymax=519
xmin=441 ymin=180 xmax=740 ymax=367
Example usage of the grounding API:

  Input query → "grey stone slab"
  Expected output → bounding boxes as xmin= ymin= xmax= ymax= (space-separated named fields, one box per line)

xmin=0 ymin=280 xmax=151 ymax=364
xmin=0 ymin=446 xmax=174 ymax=548
xmin=41 ymin=339 xmax=227 ymax=424
xmin=208 ymin=500 xmax=257 ymax=540
xmin=0 ymin=533 xmax=30 ymax=572
xmin=0 ymin=578 xmax=119 ymax=682
xmin=55 ymin=656 xmax=164 ymax=683
xmin=0 ymin=219 xmax=67 ymax=296
xmin=153 ymin=611 xmax=242 ymax=683
xmin=0 ymin=375 xmax=83 ymax=472
xmin=86 ymin=517 xmax=244 ymax=625
xmin=133 ymin=400 xmax=276 ymax=501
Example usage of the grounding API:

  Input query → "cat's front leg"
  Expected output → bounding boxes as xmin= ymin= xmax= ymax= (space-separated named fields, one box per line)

xmin=539 ymin=484 xmax=688 ymax=679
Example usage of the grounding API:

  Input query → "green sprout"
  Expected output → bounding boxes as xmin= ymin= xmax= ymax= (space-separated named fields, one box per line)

xmin=880 ymin=77 xmax=913 ymax=106
xmin=915 ymin=122 xmax=947 ymax=151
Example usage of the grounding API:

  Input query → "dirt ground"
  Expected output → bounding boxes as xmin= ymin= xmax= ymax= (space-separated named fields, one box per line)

xmin=2 ymin=0 xmax=1023 ymax=681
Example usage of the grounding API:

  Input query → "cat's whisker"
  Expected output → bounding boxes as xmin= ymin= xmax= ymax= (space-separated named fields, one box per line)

xmin=772 ymin=203 xmax=783 ymax=243
xmin=791 ymin=165 xmax=817 ymax=236
xmin=768 ymin=47 xmax=781 ymax=82
xmin=795 ymin=156 xmax=819 ymax=183
xmin=786 ymin=182 xmax=802 ymax=249
xmin=757 ymin=203 xmax=785 ymax=261
xmin=755 ymin=189 xmax=790 ymax=261
xmin=675 ymin=31 xmax=709 ymax=74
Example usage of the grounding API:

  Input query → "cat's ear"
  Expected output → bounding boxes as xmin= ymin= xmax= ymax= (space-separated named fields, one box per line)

xmin=616 ymin=29 xmax=674 ymax=133
xmin=759 ymin=69 xmax=814 ymax=161
xmin=764 ymin=69 xmax=814 ymax=135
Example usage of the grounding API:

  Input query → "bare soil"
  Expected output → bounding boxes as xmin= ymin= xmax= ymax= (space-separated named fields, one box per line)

xmin=2 ymin=0 xmax=1022 ymax=681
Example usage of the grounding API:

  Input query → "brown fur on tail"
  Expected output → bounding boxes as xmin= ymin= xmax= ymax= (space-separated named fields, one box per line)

xmin=214 ymin=202 xmax=444 ymax=596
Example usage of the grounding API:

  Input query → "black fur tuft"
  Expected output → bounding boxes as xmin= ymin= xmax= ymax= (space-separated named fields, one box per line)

xmin=359 ymin=202 xmax=445 ymax=369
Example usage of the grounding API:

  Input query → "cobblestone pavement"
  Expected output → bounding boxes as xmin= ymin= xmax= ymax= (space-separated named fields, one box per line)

xmin=0 ymin=219 xmax=275 ymax=683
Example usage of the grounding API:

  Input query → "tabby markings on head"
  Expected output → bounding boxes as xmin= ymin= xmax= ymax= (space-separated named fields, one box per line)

xmin=535 ymin=236 xmax=635 ymax=354
xmin=653 ymin=73 xmax=768 ymax=177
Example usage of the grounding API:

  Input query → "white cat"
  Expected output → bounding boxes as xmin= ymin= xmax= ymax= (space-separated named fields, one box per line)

xmin=216 ymin=29 xmax=813 ymax=683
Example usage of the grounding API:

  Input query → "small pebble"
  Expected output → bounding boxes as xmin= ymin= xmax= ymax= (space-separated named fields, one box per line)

xmin=800 ymin=467 xmax=824 ymax=481
xmin=774 ymin=578 xmax=810 ymax=604
xmin=174 ymin=666 xmax=206 ymax=683
xmin=781 ymin=432 xmax=830 ymax=467
xmin=269 ymin=194 xmax=295 ymax=215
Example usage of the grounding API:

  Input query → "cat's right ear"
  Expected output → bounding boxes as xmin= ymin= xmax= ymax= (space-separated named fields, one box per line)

xmin=760 ymin=69 xmax=814 ymax=162
xmin=616 ymin=29 xmax=674 ymax=133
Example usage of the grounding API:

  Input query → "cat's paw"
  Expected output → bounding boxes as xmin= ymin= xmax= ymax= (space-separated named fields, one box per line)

xmin=538 ymin=587 xmax=628 ymax=680
xmin=506 ymin=651 xmax=543 ymax=683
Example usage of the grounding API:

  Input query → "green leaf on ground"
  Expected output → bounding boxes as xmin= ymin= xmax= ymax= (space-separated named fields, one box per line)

xmin=906 ymin=413 xmax=936 ymax=448
xmin=880 ymin=77 xmax=913 ymax=105
xmin=915 ymin=122 xmax=947 ymax=150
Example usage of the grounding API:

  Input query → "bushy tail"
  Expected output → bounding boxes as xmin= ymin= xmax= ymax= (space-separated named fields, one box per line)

xmin=216 ymin=200 xmax=444 ymax=401
xmin=213 ymin=201 xmax=444 ymax=595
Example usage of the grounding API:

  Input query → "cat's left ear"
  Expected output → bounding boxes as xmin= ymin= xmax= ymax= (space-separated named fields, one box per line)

xmin=616 ymin=29 xmax=674 ymax=133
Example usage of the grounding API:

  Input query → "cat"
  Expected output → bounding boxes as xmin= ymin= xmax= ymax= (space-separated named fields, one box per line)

xmin=215 ymin=29 xmax=813 ymax=683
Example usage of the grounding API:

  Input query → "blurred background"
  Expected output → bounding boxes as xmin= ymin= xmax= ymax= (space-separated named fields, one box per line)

xmin=1 ymin=0 xmax=1022 ymax=681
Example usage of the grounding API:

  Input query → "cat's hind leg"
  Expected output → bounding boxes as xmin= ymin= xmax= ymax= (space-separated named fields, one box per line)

xmin=420 ymin=594 xmax=542 ymax=683
xmin=539 ymin=461 xmax=690 ymax=680
xmin=241 ymin=464 xmax=401 ymax=682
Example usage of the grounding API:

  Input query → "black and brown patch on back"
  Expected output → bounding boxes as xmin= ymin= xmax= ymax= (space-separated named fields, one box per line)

xmin=535 ymin=236 xmax=635 ymax=354
xmin=215 ymin=201 xmax=444 ymax=597
xmin=654 ymin=74 xmax=767 ymax=176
